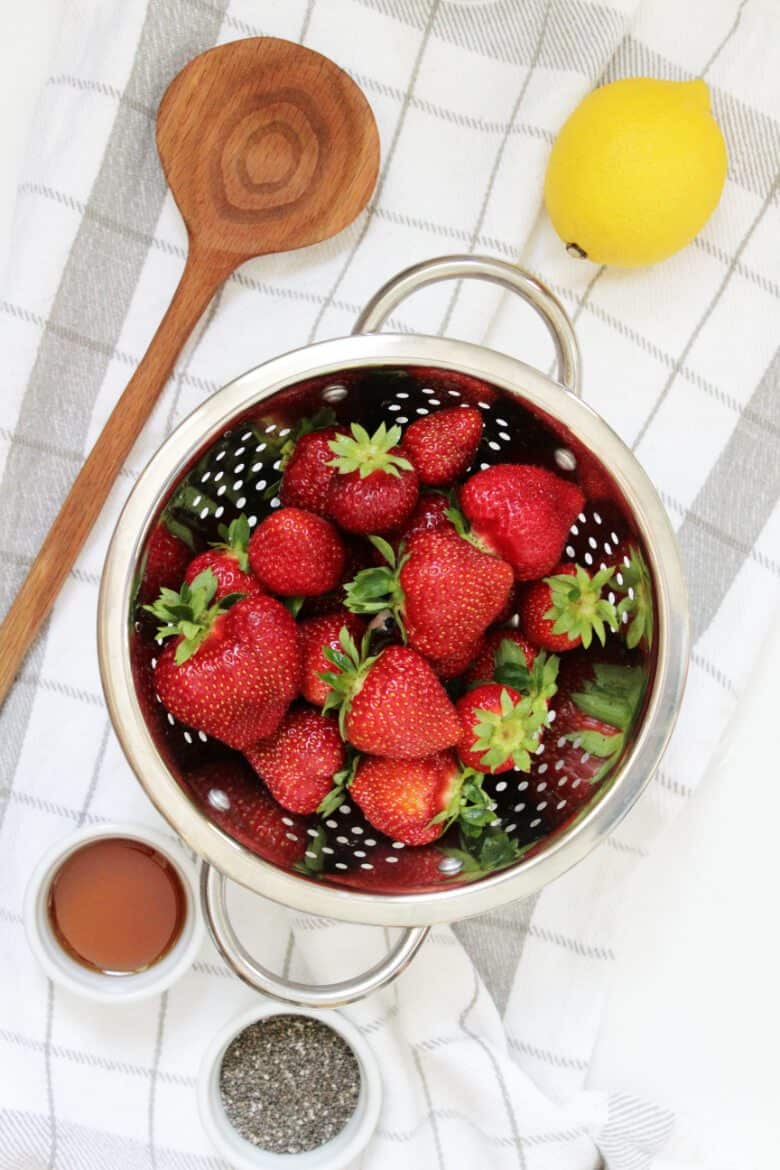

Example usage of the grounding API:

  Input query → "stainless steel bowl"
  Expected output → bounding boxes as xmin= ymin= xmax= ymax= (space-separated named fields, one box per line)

xmin=98 ymin=256 xmax=689 ymax=1006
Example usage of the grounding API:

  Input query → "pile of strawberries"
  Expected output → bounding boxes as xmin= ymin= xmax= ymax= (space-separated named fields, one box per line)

xmin=142 ymin=391 xmax=652 ymax=880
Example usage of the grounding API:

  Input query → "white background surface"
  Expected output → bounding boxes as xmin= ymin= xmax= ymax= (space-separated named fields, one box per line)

xmin=2 ymin=5 xmax=778 ymax=1167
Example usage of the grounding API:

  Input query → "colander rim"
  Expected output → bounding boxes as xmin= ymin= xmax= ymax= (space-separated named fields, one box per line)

xmin=98 ymin=331 xmax=689 ymax=926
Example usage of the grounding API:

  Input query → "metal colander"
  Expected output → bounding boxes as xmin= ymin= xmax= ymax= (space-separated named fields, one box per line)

xmin=99 ymin=256 xmax=688 ymax=1005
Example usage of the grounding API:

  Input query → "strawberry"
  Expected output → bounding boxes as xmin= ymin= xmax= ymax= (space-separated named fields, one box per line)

xmin=320 ymin=634 xmax=461 ymax=759
xmin=456 ymin=651 xmax=558 ymax=774
xmin=299 ymin=611 xmax=366 ymax=707
xmin=401 ymin=406 xmax=483 ymax=486
xmin=326 ymin=422 xmax=419 ymax=534
xmin=280 ymin=425 xmax=346 ymax=514
xmin=350 ymin=750 xmax=493 ymax=846
xmin=344 ymin=532 xmax=513 ymax=663
xmin=244 ymin=705 xmax=345 ymax=815
xmin=427 ymin=640 xmax=483 ymax=680
xmin=184 ymin=515 xmax=262 ymax=601
xmin=146 ymin=570 xmax=300 ymax=750
xmin=464 ymin=627 xmax=537 ymax=686
xmin=533 ymin=661 xmax=646 ymax=830
xmin=519 ymin=562 xmax=618 ymax=652
xmin=138 ymin=521 xmax=191 ymax=604
xmin=459 ymin=464 xmax=585 ymax=580
xmin=398 ymin=491 xmax=455 ymax=545
xmin=185 ymin=758 xmax=307 ymax=866
xmin=248 ymin=507 xmax=345 ymax=597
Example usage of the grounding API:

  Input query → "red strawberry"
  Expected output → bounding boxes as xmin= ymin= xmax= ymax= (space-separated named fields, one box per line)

xmin=322 ymin=637 xmax=461 ymax=759
xmin=326 ymin=422 xmax=419 ymax=534
xmin=456 ymin=668 xmax=557 ymax=774
xmin=533 ymin=661 xmax=645 ymax=829
xmin=248 ymin=507 xmax=345 ymax=597
xmin=427 ymin=639 xmax=483 ymax=680
xmin=460 ymin=464 xmax=585 ymax=580
xmin=398 ymin=491 xmax=455 ymax=545
xmin=345 ymin=531 xmax=513 ymax=663
xmin=185 ymin=758 xmax=307 ymax=866
xmin=139 ymin=522 xmax=191 ymax=603
xmin=245 ymin=705 xmax=345 ymax=815
xmin=280 ymin=426 xmax=347 ymax=515
xmin=184 ymin=515 xmax=261 ymax=601
xmin=464 ymin=627 xmax=537 ymax=686
xmin=519 ymin=562 xmax=618 ymax=652
xmin=401 ymin=406 xmax=483 ymax=486
xmin=299 ymin=611 xmax=366 ymax=706
xmin=350 ymin=751 xmax=462 ymax=846
xmin=146 ymin=571 xmax=301 ymax=750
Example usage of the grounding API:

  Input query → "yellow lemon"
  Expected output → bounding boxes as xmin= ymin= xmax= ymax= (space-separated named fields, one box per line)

xmin=544 ymin=77 xmax=728 ymax=267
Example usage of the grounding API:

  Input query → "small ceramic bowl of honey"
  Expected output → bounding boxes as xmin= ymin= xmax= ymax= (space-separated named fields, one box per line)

xmin=24 ymin=822 xmax=204 ymax=1002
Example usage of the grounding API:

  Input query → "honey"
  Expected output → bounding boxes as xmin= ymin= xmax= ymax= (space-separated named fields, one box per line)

xmin=47 ymin=837 xmax=186 ymax=975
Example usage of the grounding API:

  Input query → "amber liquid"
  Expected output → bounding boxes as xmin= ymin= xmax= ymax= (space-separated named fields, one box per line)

xmin=47 ymin=837 xmax=187 ymax=975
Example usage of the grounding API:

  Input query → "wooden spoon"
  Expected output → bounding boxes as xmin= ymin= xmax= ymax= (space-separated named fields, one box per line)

xmin=0 ymin=37 xmax=379 ymax=705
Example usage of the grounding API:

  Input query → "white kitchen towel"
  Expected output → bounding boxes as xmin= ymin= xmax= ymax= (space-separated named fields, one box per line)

xmin=1 ymin=1 xmax=778 ymax=1168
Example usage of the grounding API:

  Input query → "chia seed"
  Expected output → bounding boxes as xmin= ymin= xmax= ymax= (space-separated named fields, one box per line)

xmin=218 ymin=1015 xmax=361 ymax=1154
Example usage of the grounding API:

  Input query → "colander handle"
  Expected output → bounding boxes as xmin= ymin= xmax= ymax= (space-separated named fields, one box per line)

xmin=353 ymin=254 xmax=581 ymax=396
xmin=200 ymin=863 xmax=430 ymax=1007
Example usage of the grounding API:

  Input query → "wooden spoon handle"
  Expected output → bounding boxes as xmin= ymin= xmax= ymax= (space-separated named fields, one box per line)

xmin=0 ymin=249 xmax=224 ymax=706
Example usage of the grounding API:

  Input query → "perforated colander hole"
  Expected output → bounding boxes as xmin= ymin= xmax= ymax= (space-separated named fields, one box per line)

xmin=322 ymin=383 xmax=347 ymax=403
xmin=415 ymin=408 xmax=429 ymax=416
xmin=495 ymin=780 xmax=507 ymax=792
xmin=396 ymin=416 xmax=408 ymax=424
xmin=391 ymin=841 xmax=405 ymax=850
xmin=248 ymin=516 xmax=258 ymax=527
xmin=208 ymin=788 xmax=230 ymax=812
xmin=385 ymin=856 xmax=398 ymax=864
xmin=270 ymin=498 xmax=281 ymax=509
xmin=215 ymin=507 xmax=224 ymax=518
xmin=198 ymin=731 xmax=208 ymax=743
xmin=306 ymin=828 xmax=318 ymax=838
xmin=388 ymin=403 xmax=401 ymax=411
xmin=256 ymin=442 xmax=267 ymax=453
xmin=554 ymin=447 xmax=577 ymax=472
xmin=265 ymin=424 xmax=277 ymax=434
xmin=234 ymin=463 xmax=245 ymax=474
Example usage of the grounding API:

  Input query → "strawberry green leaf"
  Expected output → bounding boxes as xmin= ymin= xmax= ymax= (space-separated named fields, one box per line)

xmin=368 ymin=535 xmax=397 ymax=568
xmin=162 ymin=515 xmax=195 ymax=551
xmin=283 ymin=596 xmax=305 ymax=618
xmin=470 ymin=688 xmax=551 ymax=773
xmin=327 ymin=421 xmax=413 ymax=478
xmin=571 ymin=663 xmax=647 ymax=733
xmin=614 ymin=545 xmax=654 ymax=650
xmin=543 ymin=564 xmax=619 ymax=648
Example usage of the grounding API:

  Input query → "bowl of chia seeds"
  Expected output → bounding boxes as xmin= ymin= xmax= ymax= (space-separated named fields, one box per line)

xmin=198 ymin=1003 xmax=381 ymax=1169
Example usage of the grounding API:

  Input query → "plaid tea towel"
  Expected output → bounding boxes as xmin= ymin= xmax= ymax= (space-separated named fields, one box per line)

xmin=1 ymin=1 xmax=778 ymax=1168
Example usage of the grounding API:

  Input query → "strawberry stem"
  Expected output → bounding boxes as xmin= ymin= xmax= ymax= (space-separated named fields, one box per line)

xmin=328 ymin=422 xmax=413 ymax=479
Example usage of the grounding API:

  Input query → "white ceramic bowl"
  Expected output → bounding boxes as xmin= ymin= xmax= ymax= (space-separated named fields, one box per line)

xmin=197 ymin=1003 xmax=382 ymax=1170
xmin=24 ymin=821 xmax=204 ymax=1002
